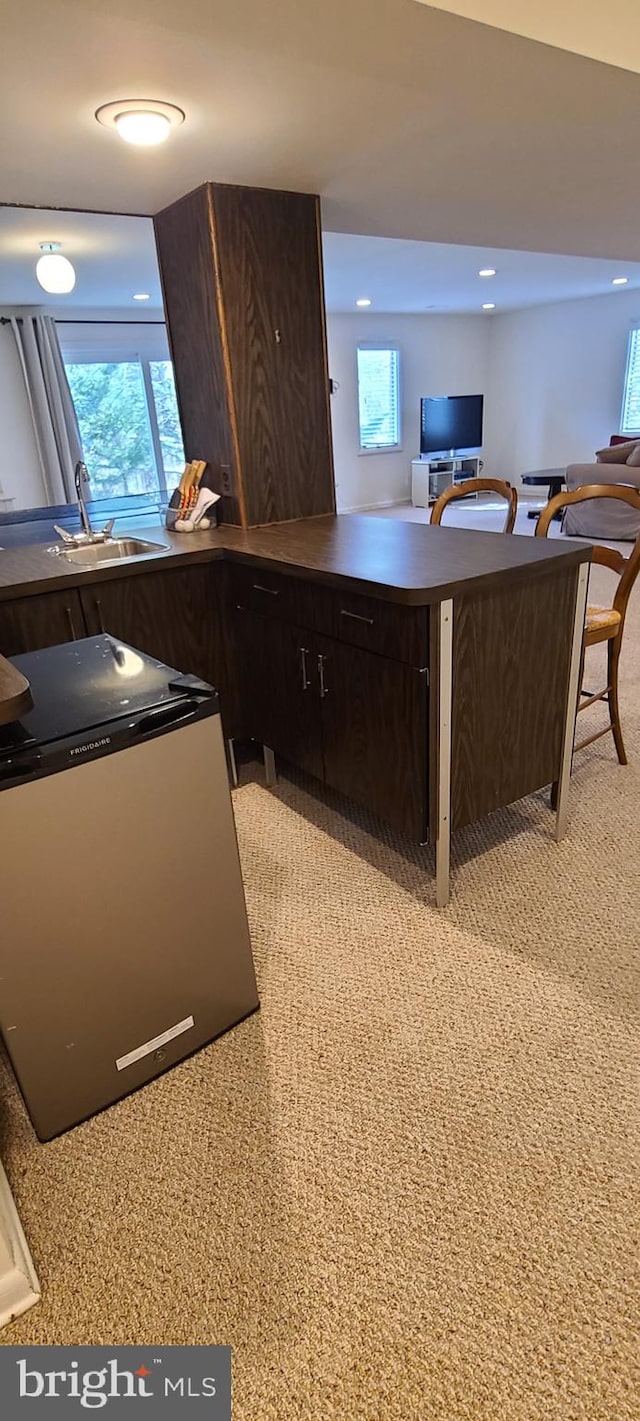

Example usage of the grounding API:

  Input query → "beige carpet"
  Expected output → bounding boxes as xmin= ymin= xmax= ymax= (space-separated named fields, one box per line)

xmin=1 ymin=557 xmax=638 ymax=1421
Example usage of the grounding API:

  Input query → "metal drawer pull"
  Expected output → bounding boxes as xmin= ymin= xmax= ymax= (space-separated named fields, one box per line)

xmin=65 ymin=605 xmax=77 ymax=640
xmin=95 ymin=599 xmax=105 ymax=633
xmin=340 ymin=609 xmax=374 ymax=626
xmin=318 ymin=653 xmax=328 ymax=698
xmin=300 ymin=647 xmax=310 ymax=690
xmin=253 ymin=583 xmax=279 ymax=596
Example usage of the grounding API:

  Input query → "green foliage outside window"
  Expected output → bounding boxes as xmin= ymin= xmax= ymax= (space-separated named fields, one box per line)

xmin=65 ymin=358 xmax=184 ymax=499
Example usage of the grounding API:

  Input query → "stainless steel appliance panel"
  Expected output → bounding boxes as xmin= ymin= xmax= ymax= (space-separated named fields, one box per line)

xmin=0 ymin=713 xmax=258 ymax=1139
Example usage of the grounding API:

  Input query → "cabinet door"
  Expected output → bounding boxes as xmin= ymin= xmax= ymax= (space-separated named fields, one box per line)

xmin=231 ymin=606 xmax=324 ymax=780
xmin=317 ymin=636 xmax=428 ymax=840
xmin=79 ymin=565 xmax=227 ymax=695
xmin=212 ymin=186 xmax=334 ymax=526
xmin=153 ymin=186 xmax=243 ymax=527
xmin=0 ymin=588 xmax=85 ymax=656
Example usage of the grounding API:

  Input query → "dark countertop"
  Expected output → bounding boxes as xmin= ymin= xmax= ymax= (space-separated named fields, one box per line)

xmin=0 ymin=513 xmax=590 ymax=607
xmin=0 ymin=515 xmax=225 ymax=601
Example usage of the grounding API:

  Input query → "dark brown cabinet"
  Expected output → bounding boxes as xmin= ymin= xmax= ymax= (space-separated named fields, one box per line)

xmin=0 ymin=565 xmax=232 ymax=724
xmin=230 ymin=599 xmax=428 ymax=839
xmin=0 ymin=588 xmax=84 ymax=657
xmin=316 ymin=636 xmax=428 ymax=840
xmin=233 ymin=607 xmax=324 ymax=781
xmin=78 ymin=565 xmax=227 ymax=702
xmin=0 ymin=510 xmax=586 ymax=910
xmin=154 ymin=182 xmax=335 ymax=528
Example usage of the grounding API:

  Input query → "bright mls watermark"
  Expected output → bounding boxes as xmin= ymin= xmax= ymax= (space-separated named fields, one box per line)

xmin=1 ymin=1347 xmax=231 ymax=1416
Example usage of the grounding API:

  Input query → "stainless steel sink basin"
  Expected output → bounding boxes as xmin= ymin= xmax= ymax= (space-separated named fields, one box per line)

xmin=49 ymin=537 xmax=169 ymax=568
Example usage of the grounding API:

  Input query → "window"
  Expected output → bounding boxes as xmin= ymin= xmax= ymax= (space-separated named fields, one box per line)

xmin=60 ymin=323 xmax=184 ymax=500
xmin=357 ymin=345 xmax=401 ymax=451
xmin=621 ymin=326 xmax=640 ymax=435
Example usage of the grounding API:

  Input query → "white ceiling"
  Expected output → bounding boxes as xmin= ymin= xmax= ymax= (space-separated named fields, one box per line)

xmin=3 ymin=0 xmax=640 ymax=261
xmin=415 ymin=0 xmax=640 ymax=74
xmin=0 ymin=209 xmax=162 ymax=309
xmin=3 ymin=208 xmax=640 ymax=317
xmin=322 ymin=234 xmax=640 ymax=314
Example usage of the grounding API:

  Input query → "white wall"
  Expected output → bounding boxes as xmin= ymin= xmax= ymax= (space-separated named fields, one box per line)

xmin=483 ymin=288 xmax=640 ymax=484
xmin=327 ymin=288 xmax=640 ymax=511
xmin=3 ymin=293 xmax=637 ymax=515
xmin=327 ymin=312 xmax=491 ymax=511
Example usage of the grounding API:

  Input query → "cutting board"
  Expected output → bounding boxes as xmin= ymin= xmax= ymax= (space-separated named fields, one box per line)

xmin=0 ymin=653 xmax=32 ymax=725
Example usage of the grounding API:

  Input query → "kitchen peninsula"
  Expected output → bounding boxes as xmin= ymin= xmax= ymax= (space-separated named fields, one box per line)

xmin=0 ymin=513 xmax=590 ymax=905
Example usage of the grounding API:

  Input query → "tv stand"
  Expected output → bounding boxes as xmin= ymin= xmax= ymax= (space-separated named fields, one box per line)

xmin=411 ymin=455 xmax=483 ymax=508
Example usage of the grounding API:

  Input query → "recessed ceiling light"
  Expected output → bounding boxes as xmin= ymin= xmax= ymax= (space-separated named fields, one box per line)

xmin=612 ymin=276 xmax=629 ymax=286
xmin=36 ymin=241 xmax=76 ymax=294
xmin=478 ymin=268 xmax=496 ymax=277
xmin=482 ymin=302 xmax=496 ymax=310
xmin=95 ymin=99 xmax=185 ymax=147
xmin=356 ymin=298 xmax=372 ymax=307
xmin=133 ymin=293 xmax=150 ymax=301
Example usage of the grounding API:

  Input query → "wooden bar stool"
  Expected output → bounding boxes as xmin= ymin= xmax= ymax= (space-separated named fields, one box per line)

xmin=430 ymin=477 xmax=518 ymax=533
xmin=535 ymin=483 xmax=640 ymax=764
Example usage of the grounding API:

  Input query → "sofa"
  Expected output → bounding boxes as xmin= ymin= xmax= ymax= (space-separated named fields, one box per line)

xmin=565 ymin=437 xmax=640 ymax=539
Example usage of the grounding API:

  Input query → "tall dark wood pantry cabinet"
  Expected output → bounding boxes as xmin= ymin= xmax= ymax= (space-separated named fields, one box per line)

xmin=154 ymin=182 xmax=335 ymax=528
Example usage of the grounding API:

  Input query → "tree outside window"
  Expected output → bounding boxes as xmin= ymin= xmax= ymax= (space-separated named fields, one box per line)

xmin=61 ymin=326 xmax=185 ymax=501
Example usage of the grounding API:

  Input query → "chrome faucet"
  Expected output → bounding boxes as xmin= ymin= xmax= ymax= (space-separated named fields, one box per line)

xmin=74 ymin=460 xmax=93 ymax=537
xmin=62 ymin=463 xmax=114 ymax=546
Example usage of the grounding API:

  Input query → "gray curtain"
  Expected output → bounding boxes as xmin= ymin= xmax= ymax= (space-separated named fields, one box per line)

xmin=10 ymin=313 xmax=83 ymax=505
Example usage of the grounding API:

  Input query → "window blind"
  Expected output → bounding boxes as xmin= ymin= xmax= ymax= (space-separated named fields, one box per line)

xmin=57 ymin=321 xmax=171 ymax=364
xmin=357 ymin=345 xmax=400 ymax=450
xmin=621 ymin=326 xmax=640 ymax=434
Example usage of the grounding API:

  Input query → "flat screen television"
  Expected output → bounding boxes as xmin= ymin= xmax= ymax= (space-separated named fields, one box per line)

xmin=420 ymin=394 xmax=484 ymax=456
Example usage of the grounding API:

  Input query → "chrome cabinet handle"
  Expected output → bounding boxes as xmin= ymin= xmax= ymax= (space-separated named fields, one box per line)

xmin=94 ymin=599 xmax=105 ymax=633
xmin=318 ymin=653 xmax=328 ymax=698
xmin=252 ymin=583 xmax=278 ymax=596
xmin=340 ymin=609 xmax=374 ymax=626
xmin=300 ymin=647 xmax=310 ymax=690
xmin=65 ymin=605 xmax=77 ymax=640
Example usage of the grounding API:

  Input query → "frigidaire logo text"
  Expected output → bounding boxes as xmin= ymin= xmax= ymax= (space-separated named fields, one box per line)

xmin=70 ymin=738 xmax=111 ymax=756
xmin=16 ymin=1358 xmax=218 ymax=1410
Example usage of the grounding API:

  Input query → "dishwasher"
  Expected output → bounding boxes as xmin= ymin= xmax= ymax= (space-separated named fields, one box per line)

xmin=0 ymin=634 xmax=259 ymax=1141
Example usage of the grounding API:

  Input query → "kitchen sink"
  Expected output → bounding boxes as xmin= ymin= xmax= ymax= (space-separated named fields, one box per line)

xmin=49 ymin=537 xmax=169 ymax=568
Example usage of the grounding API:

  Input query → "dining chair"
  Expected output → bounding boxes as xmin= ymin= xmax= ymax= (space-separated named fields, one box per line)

xmin=430 ymin=477 xmax=518 ymax=533
xmin=535 ymin=483 xmax=640 ymax=764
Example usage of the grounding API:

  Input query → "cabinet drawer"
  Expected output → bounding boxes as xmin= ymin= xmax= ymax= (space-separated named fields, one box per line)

xmin=301 ymin=584 xmax=429 ymax=667
xmin=228 ymin=563 xmax=303 ymax=621
xmin=229 ymin=562 xmax=429 ymax=667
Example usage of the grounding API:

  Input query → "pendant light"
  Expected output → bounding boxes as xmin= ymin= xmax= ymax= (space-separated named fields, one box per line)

xmin=36 ymin=242 xmax=76 ymax=294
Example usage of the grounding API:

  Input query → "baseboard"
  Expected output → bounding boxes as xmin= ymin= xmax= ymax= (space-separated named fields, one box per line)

xmin=0 ymin=1159 xmax=40 ymax=1330
xmin=338 ymin=498 xmax=411 ymax=513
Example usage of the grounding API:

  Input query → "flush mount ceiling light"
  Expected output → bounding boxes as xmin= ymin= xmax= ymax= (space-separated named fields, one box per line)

xmin=478 ymin=268 xmax=496 ymax=277
xmin=95 ymin=99 xmax=185 ymax=147
xmin=612 ymin=276 xmax=629 ymax=286
xmin=133 ymin=293 xmax=150 ymax=300
xmin=36 ymin=242 xmax=76 ymax=294
xmin=482 ymin=302 xmax=496 ymax=310
xmin=356 ymin=297 xmax=371 ymax=307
